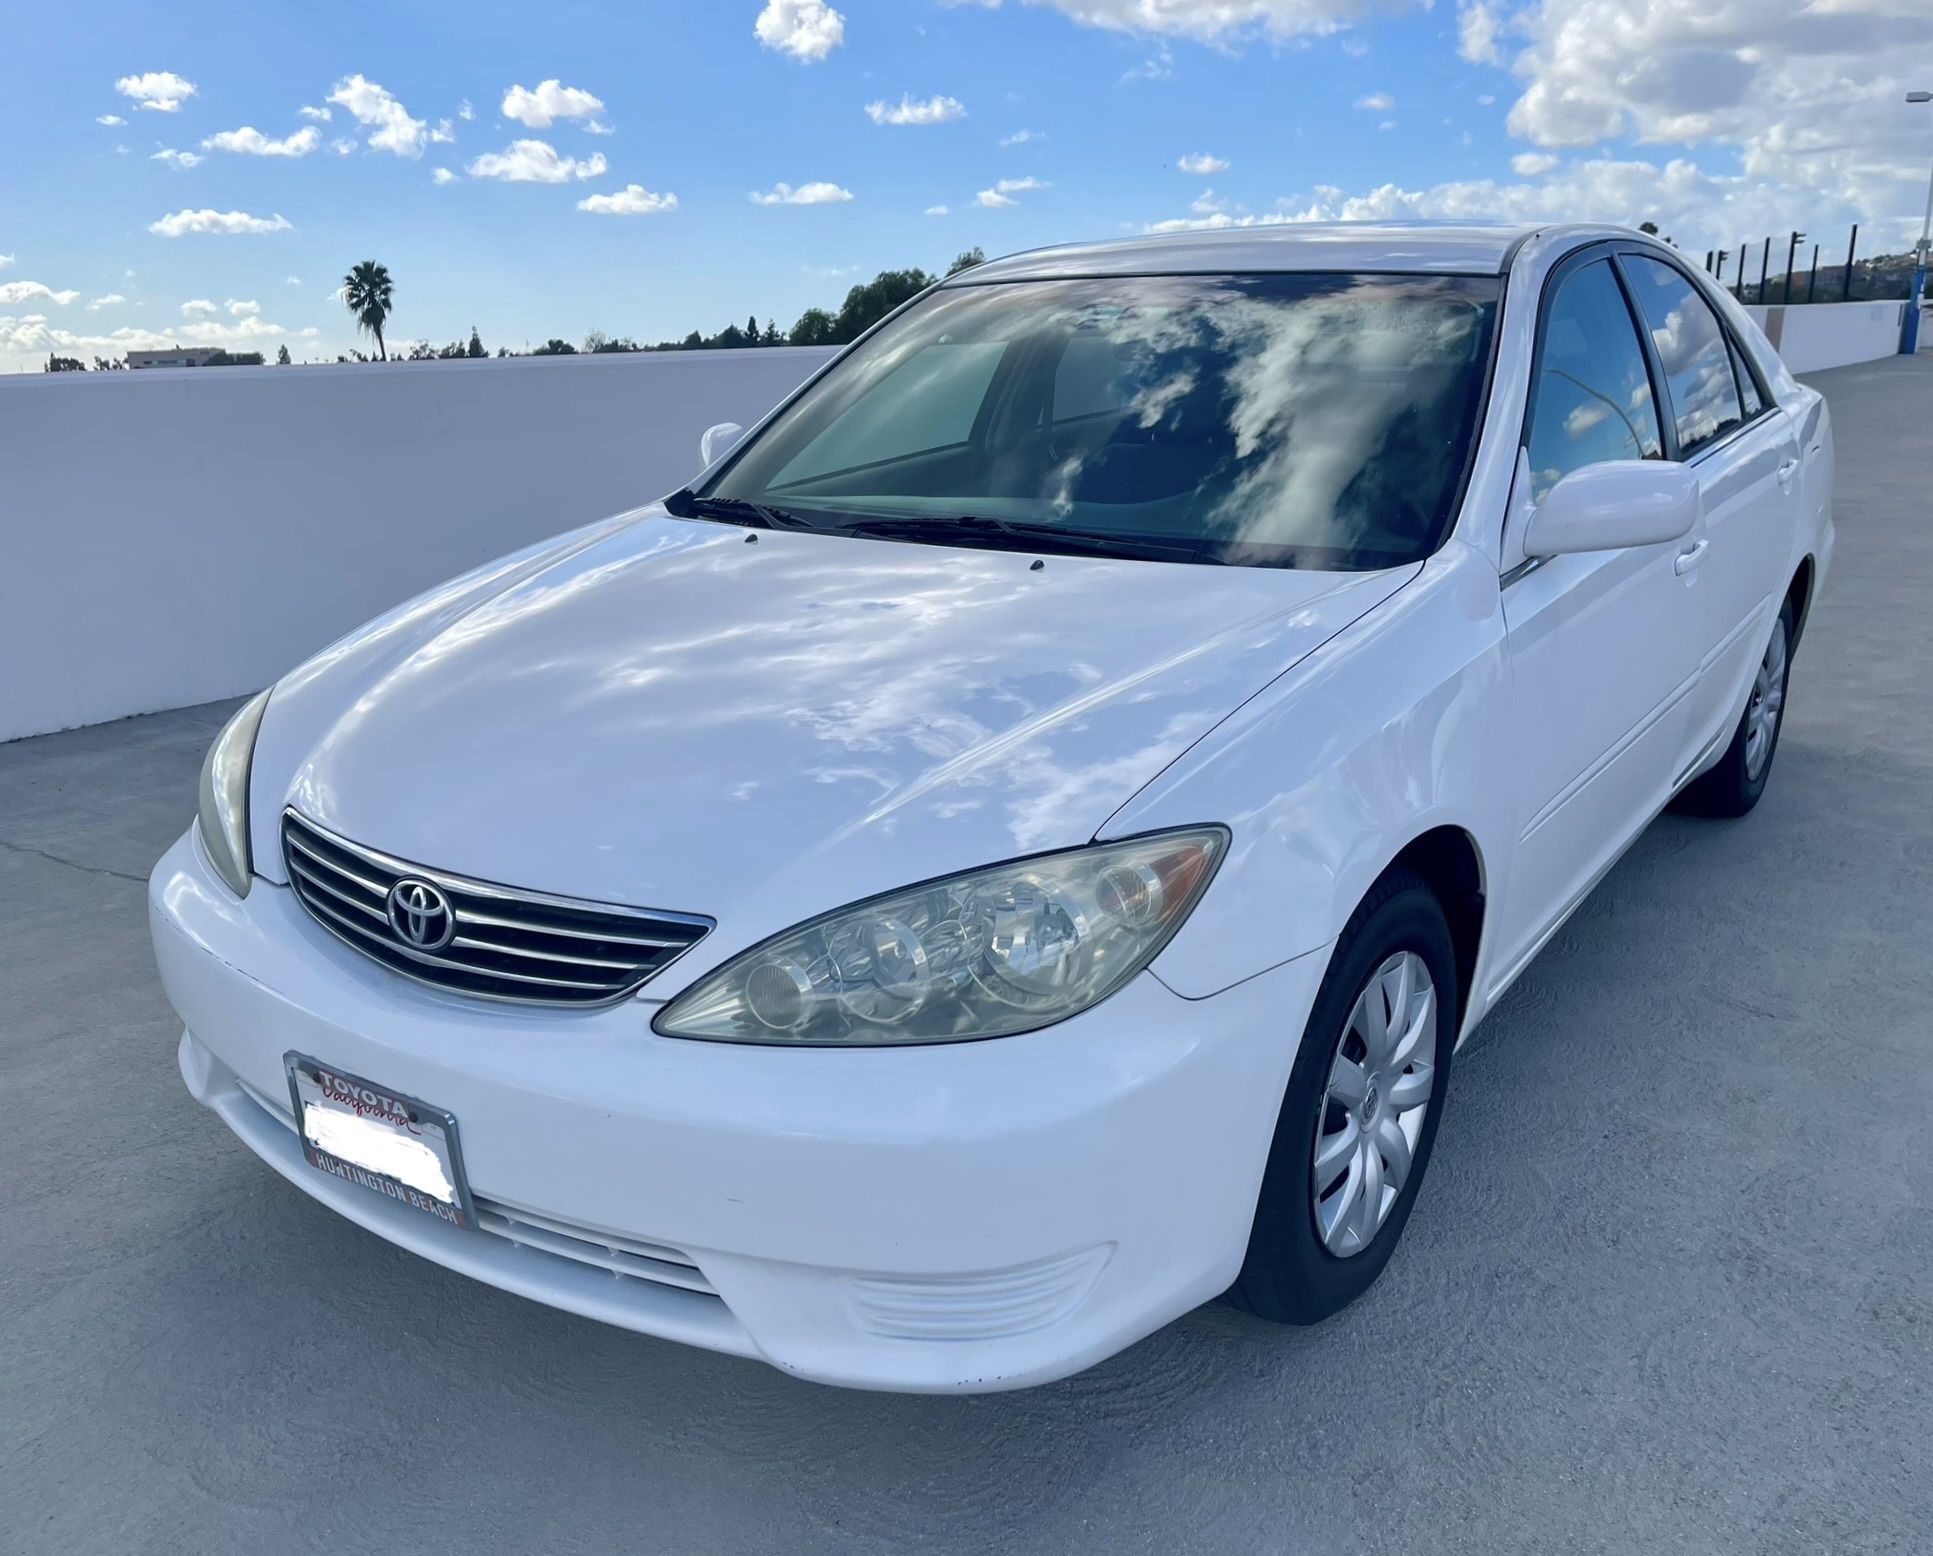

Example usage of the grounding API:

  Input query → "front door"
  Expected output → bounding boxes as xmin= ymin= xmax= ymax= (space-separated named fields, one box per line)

xmin=1492 ymin=252 xmax=1708 ymax=985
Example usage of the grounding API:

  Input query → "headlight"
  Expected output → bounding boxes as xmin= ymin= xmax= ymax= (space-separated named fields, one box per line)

xmin=654 ymin=827 xmax=1227 ymax=1046
xmin=195 ymin=690 xmax=270 ymax=898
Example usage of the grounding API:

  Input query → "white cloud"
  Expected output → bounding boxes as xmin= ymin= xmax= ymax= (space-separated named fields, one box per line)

xmin=974 ymin=1 xmax=1391 ymax=45
xmin=1178 ymin=152 xmax=1228 ymax=174
xmin=96 ymin=113 xmax=125 ymax=126
xmin=1001 ymin=128 xmax=1043 ymax=145
xmin=299 ymin=105 xmax=332 ymax=121
xmin=1496 ymin=0 xmax=1933 ymax=238
xmin=180 ymin=299 xmax=217 ymax=317
xmin=0 ymin=281 xmax=81 ymax=306
xmin=584 ymin=119 xmax=614 ymax=135
xmin=865 ymin=94 xmax=966 ymax=126
xmin=1355 ymin=91 xmax=1394 ymax=111
xmin=1121 ymin=48 xmax=1174 ymax=82
xmin=432 ymin=166 xmax=457 ymax=185
xmin=1457 ymin=1 xmax=1503 ymax=65
xmin=201 ymin=125 xmax=321 ymax=157
xmin=974 ymin=175 xmax=1048 ymax=208
xmin=116 ymin=72 xmax=197 ymax=112
xmin=755 ymin=0 xmax=846 ymax=62
xmin=0 ymin=255 xmax=12 ymax=269
xmin=151 ymin=147 xmax=202 ymax=170
xmin=88 ymin=294 xmax=126 ymax=310
xmin=749 ymin=180 xmax=854 ymax=205
xmin=1340 ymin=33 xmax=1369 ymax=56
xmin=1477 ymin=93 xmax=1496 ymax=107
xmin=227 ymin=298 xmax=259 ymax=317
xmin=467 ymin=140 xmax=607 ymax=182
xmin=577 ymin=183 xmax=678 ymax=214
xmin=329 ymin=137 xmax=357 ymax=156
xmin=457 ymin=99 xmax=474 ymax=121
xmin=430 ymin=118 xmax=455 ymax=143
xmin=926 ymin=204 xmax=951 ymax=215
xmin=501 ymin=80 xmax=605 ymax=128
xmin=148 ymin=208 xmax=293 ymax=236
xmin=327 ymin=74 xmax=429 ymax=157
xmin=286 ymin=275 xmax=301 ymax=285
xmin=1146 ymin=149 xmax=1877 ymax=252
xmin=1512 ymin=152 xmax=1558 ymax=175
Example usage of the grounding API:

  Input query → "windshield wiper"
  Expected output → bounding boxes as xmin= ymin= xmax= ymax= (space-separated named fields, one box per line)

xmin=663 ymin=489 xmax=821 ymax=531
xmin=840 ymin=513 xmax=1204 ymax=563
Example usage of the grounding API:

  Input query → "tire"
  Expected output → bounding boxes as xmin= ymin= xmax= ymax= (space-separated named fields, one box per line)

xmin=1674 ymin=599 xmax=1794 ymax=819
xmin=1228 ymin=867 xmax=1458 ymax=1325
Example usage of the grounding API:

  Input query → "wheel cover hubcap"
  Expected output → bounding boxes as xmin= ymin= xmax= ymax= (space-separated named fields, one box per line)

xmin=1311 ymin=950 xmax=1437 ymax=1258
xmin=1745 ymin=618 xmax=1788 ymax=781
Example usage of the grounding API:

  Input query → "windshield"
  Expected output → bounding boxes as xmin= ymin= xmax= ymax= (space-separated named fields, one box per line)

xmin=701 ymin=271 xmax=1500 ymax=570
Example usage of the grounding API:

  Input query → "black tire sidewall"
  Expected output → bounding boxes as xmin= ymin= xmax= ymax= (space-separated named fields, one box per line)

xmin=1678 ymin=597 xmax=1796 ymax=816
xmin=1232 ymin=874 xmax=1458 ymax=1324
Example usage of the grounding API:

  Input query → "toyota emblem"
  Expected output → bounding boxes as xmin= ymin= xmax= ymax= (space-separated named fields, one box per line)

xmin=386 ymin=878 xmax=456 ymax=952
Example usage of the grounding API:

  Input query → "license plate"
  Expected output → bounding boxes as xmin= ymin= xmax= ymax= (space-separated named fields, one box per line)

xmin=285 ymin=1054 xmax=476 ymax=1230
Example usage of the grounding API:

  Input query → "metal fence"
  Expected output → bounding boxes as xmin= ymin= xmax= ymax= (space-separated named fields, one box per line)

xmin=1697 ymin=226 xmax=1896 ymax=305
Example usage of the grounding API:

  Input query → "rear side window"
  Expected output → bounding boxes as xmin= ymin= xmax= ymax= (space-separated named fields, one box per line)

xmin=1526 ymin=259 xmax=1663 ymax=503
xmin=1621 ymin=255 xmax=1744 ymax=456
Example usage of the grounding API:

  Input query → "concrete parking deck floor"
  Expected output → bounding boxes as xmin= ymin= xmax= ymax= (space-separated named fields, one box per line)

xmin=5 ymin=357 xmax=1930 ymax=1555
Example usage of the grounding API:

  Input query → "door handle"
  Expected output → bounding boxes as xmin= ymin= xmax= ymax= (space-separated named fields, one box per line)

xmin=1674 ymin=538 xmax=1710 ymax=576
xmin=1777 ymin=457 xmax=1800 ymax=487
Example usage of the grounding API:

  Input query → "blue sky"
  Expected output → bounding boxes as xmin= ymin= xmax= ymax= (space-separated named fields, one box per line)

xmin=5 ymin=0 xmax=1929 ymax=371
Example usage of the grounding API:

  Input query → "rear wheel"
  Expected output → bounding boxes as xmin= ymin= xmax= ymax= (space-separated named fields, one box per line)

xmin=1229 ymin=869 xmax=1457 ymax=1324
xmin=1675 ymin=600 xmax=1793 ymax=818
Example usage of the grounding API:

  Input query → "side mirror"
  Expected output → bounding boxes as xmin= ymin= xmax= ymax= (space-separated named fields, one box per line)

xmin=1523 ymin=460 xmax=1699 ymax=558
xmin=700 ymin=422 xmax=745 ymax=468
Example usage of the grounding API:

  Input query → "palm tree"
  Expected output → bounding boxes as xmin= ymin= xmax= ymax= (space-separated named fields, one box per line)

xmin=341 ymin=260 xmax=394 ymax=361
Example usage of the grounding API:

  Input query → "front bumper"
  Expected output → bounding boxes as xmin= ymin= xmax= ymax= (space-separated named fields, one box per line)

xmin=151 ymin=828 xmax=1327 ymax=1392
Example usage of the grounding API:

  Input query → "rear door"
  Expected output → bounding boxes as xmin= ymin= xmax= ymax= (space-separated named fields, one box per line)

xmin=1493 ymin=249 xmax=1708 ymax=979
xmin=1616 ymin=252 xmax=1798 ymax=762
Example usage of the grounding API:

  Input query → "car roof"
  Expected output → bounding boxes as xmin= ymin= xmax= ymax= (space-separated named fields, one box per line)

xmin=949 ymin=222 xmax=1609 ymax=283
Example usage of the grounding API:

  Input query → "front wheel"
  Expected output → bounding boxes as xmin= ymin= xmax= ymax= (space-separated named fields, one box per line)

xmin=1229 ymin=868 xmax=1457 ymax=1325
xmin=1675 ymin=599 xmax=1794 ymax=818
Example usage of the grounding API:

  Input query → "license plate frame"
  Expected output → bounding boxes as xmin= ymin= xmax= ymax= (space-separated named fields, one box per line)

xmin=285 ymin=1053 xmax=477 ymax=1230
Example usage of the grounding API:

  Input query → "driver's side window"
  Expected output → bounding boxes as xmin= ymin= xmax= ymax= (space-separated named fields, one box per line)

xmin=1526 ymin=259 xmax=1664 ymax=503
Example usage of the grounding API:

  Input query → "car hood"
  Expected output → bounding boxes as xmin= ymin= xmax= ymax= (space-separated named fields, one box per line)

xmin=253 ymin=509 xmax=1411 ymax=974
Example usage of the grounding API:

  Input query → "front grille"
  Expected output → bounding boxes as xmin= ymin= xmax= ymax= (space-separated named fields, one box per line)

xmin=281 ymin=809 xmax=712 ymax=1006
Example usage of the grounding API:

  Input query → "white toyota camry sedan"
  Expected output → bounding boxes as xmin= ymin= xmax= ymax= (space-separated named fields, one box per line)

xmin=151 ymin=222 xmax=1833 ymax=1393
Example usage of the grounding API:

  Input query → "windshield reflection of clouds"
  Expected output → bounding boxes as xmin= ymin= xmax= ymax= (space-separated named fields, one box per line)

xmin=719 ymin=273 xmax=1495 ymax=571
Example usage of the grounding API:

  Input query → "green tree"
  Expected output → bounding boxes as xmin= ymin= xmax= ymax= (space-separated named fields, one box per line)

xmin=762 ymin=318 xmax=782 ymax=346
xmin=45 ymin=354 xmax=86 ymax=371
xmin=532 ymin=338 xmax=577 ymax=355
xmin=831 ymin=268 xmax=934 ymax=343
xmin=1638 ymin=221 xmax=1659 ymax=236
xmin=467 ymin=326 xmax=485 ymax=358
xmin=788 ymin=307 xmax=837 ymax=346
xmin=276 ymin=344 xmax=292 ymax=365
xmin=946 ymin=246 xmax=986 ymax=277
xmin=341 ymin=259 xmax=395 ymax=361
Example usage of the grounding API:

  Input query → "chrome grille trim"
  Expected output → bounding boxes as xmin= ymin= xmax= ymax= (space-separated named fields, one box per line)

xmin=281 ymin=809 xmax=712 ymax=1007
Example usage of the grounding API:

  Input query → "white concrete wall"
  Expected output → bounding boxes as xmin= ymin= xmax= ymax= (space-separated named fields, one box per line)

xmin=1745 ymin=299 xmax=1907 ymax=374
xmin=0 ymin=348 xmax=836 ymax=743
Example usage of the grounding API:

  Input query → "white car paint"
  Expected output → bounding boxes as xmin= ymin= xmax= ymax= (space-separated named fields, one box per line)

xmin=150 ymin=222 xmax=1834 ymax=1392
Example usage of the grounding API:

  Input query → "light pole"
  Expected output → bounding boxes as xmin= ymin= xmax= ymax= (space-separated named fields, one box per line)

xmin=1906 ymin=90 xmax=1932 ymax=354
